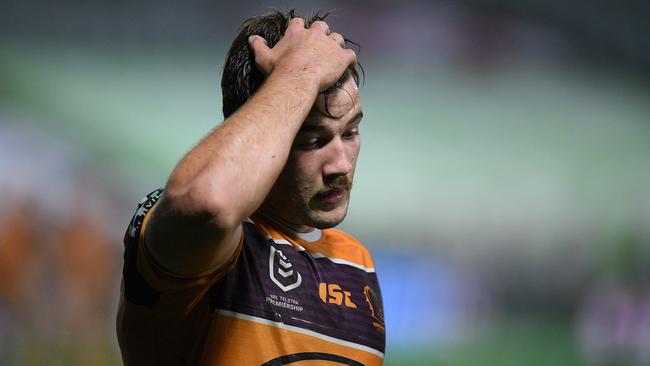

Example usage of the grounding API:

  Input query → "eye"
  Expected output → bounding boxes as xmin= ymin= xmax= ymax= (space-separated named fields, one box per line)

xmin=295 ymin=134 xmax=324 ymax=150
xmin=342 ymin=127 xmax=359 ymax=140
xmin=304 ymin=137 xmax=320 ymax=147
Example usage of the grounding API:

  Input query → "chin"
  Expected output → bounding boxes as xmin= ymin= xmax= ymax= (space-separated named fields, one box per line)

xmin=312 ymin=219 xmax=343 ymax=230
xmin=309 ymin=208 xmax=348 ymax=229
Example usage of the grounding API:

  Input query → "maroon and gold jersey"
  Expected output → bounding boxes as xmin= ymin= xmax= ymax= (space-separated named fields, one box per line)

xmin=117 ymin=189 xmax=385 ymax=365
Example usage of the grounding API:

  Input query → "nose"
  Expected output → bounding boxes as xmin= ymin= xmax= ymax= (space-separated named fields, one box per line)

xmin=322 ymin=137 xmax=354 ymax=178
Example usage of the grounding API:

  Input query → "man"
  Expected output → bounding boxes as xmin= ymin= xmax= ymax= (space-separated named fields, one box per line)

xmin=117 ymin=10 xmax=385 ymax=365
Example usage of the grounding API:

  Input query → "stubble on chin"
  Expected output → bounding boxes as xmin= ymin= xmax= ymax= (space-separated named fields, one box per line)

xmin=308 ymin=194 xmax=351 ymax=229
xmin=311 ymin=215 xmax=345 ymax=230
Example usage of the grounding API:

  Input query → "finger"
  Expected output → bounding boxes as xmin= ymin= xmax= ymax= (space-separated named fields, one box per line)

xmin=310 ymin=20 xmax=331 ymax=35
xmin=330 ymin=32 xmax=345 ymax=47
xmin=343 ymin=48 xmax=357 ymax=67
xmin=248 ymin=35 xmax=270 ymax=54
xmin=288 ymin=17 xmax=306 ymax=29
xmin=248 ymin=35 xmax=272 ymax=74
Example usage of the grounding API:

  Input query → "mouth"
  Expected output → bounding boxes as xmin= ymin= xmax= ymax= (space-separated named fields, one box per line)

xmin=314 ymin=187 xmax=347 ymax=206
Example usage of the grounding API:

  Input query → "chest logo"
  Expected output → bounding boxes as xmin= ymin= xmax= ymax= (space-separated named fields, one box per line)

xmin=269 ymin=246 xmax=302 ymax=292
xmin=319 ymin=283 xmax=357 ymax=309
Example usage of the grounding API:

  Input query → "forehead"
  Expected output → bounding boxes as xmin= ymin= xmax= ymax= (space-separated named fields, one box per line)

xmin=306 ymin=77 xmax=361 ymax=126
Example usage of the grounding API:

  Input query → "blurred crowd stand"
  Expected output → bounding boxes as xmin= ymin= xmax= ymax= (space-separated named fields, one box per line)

xmin=577 ymin=265 xmax=650 ymax=365
xmin=0 ymin=114 xmax=126 ymax=365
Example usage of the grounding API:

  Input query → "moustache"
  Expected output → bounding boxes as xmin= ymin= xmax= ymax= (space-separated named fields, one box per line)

xmin=317 ymin=176 xmax=352 ymax=196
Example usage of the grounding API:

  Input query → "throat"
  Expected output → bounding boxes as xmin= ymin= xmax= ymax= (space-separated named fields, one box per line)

xmin=253 ymin=208 xmax=322 ymax=243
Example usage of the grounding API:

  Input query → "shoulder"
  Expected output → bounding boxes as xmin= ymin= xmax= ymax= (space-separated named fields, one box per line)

xmin=319 ymin=228 xmax=376 ymax=272
xmin=328 ymin=229 xmax=372 ymax=255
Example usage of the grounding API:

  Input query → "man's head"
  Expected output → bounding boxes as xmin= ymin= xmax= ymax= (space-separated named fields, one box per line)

xmin=221 ymin=10 xmax=360 ymax=118
xmin=222 ymin=10 xmax=363 ymax=231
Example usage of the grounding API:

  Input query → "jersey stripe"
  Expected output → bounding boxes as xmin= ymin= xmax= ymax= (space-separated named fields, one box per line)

xmin=311 ymin=253 xmax=376 ymax=273
xmin=269 ymin=238 xmax=292 ymax=246
xmin=215 ymin=309 xmax=384 ymax=358
xmin=267 ymin=237 xmax=375 ymax=272
xmin=268 ymin=237 xmax=306 ymax=251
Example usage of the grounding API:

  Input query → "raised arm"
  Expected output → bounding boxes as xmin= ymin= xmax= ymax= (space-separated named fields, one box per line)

xmin=144 ymin=18 xmax=356 ymax=277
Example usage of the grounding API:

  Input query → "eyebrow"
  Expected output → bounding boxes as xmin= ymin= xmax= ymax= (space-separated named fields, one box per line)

xmin=299 ymin=111 xmax=364 ymax=133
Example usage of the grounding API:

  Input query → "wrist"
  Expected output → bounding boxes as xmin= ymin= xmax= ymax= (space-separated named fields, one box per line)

xmin=268 ymin=63 xmax=322 ymax=96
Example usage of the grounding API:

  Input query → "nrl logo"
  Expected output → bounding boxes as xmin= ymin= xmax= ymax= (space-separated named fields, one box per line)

xmin=269 ymin=246 xmax=302 ymax=292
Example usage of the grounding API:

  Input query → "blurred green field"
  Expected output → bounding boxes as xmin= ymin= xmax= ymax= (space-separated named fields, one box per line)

xmin=6 ymin=317 xmax=580 ymax=365
xmin=2 ymin=39 xmax=647 ymax=366
xmin=387 ymin=318 xmax=582 ymax=366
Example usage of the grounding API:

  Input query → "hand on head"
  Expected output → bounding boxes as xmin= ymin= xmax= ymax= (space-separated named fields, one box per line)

xmin=248 ymin=18 xmax=356 ymax=92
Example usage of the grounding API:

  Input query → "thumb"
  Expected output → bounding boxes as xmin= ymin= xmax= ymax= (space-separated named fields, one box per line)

xmin=248 ymin=35 xmax=272 ymax=75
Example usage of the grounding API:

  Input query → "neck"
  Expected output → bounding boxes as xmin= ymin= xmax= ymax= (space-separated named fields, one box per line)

xmin=254 ymin=206 xmax=314 ymax=234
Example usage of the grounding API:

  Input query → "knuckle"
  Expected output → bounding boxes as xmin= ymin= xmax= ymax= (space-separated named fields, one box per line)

xmin=286 ymin=20 xmax=305 ymax=34
xmin=289 ymin=17 xmax=305 ymax=26
xmin=249 ymin=36 xmax=261 ymax=46
xmin=346 ymin=49 xmax=357 ymax=62
xmin=312 ymin=20 xmax=330 ymax=31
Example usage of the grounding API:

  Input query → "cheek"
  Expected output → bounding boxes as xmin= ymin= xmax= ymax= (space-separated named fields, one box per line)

xmin=292 ymin=151 xmax=320 ymax=173
xmin=349 ymin=140 xmax=361 ymax=164
xmin=286 ymin=153 xmax=321 ymax=190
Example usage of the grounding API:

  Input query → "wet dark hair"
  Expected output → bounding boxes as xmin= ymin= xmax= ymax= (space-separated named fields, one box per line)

xmin=221 ymin=9 xmax=362 ymax=118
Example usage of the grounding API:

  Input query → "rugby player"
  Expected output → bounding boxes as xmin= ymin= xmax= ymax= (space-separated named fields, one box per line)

xmin=117 ymin=10 xmax=385 ymax=365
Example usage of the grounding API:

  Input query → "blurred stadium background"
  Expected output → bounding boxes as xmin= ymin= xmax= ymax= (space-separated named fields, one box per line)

xmin=1 ymin=0 xmax=650 ymax=365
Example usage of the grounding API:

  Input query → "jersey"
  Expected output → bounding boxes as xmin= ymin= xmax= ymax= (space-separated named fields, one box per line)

xmin=117 ymin=189 xmax=386 ymax=365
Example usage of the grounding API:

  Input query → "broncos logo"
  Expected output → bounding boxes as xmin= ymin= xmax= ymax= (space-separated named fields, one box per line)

xmin=363 ymin=285 xmax=385 ymax=333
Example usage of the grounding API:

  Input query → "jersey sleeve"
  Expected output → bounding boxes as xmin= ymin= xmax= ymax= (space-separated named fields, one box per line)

xmin=120 ymin=188 xmax=242 ymax=309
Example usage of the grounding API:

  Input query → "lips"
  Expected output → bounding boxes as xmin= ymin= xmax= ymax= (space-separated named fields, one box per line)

xmin=315 ymin=188 xmax=346 ymax=206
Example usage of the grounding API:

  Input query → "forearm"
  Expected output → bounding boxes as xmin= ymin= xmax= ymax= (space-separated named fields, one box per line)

xmin=165 ymin=70 xmax=319 ymax=228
